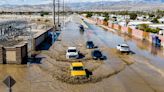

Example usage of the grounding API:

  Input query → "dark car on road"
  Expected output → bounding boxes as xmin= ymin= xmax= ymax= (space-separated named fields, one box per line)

xmin=91 ymin=50 xmax=104 ymax=60
xmin=86 ymin=41 xmax=94 ymax=49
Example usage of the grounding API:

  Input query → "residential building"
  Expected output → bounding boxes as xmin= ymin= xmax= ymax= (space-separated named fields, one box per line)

xmin=158 ymin=17 xmax=164 ymax=24
xmin=149 ymin=24 xmax=164 ymax=36
xmin=128 ymin=21 xmax=153 ymax=29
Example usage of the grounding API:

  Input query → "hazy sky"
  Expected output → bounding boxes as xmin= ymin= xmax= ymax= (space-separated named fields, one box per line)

xmin=0 ymin=0 xmax=124 ymax=5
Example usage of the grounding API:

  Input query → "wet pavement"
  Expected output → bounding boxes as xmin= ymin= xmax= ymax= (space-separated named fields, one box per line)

xmin=0 ymin=15 xmax=164 ymax=92
xmin=85 ymin=21 xmax=164 ymax=69
xmin=84 ymin=18 xmax=164 ymax=92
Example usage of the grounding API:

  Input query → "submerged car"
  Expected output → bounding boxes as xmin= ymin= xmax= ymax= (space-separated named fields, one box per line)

xmin=91 ymin=50 xmax=104 ymax=60
xmin=70 ymin=62 xmax=86 ymax=77
xmin=66 ymin=47 xmax=79 ymax=59
xmin=116 ymin=44 xmax=130 ymax=53
xmin=86 ymin=41 xmax=95 ymax=49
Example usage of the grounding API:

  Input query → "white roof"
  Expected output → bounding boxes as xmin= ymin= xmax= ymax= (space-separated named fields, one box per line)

xmin=158 ymin=18 xmax=164 ymax=21
xmin=98 ymin=16 xmax=105 ymax=20
xmin=149 ymin=24 xmax=164 ymax=29
xmin=128 ymin=21 xmax=152 ymax=26
xmin=92 ymin=16 xmax=98 ymax=19
xmin=68 ymin=47 xmax=76 ymax=50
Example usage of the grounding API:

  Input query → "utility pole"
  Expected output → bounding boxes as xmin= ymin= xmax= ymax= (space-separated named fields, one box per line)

xmin=53 ymin=0 xmax=56 ymax=28
xmin=124 ymin=0 xmax=129 ymax=26
xmin=58 ymin=0 xmax=60 ymax=30
xmin=63 ymin=0 xmax=65 ymax=27
xmin=52 ymin=0 xmax=56 ymax=44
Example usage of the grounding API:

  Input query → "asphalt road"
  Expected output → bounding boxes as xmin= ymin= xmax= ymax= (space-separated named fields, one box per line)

xmin=83 ymin=17 xmax=164 ymax=92
xmin=84 ymin=20 xmax=164 ymax=72
xmin=68 ymin=15 xmax=164 ymax=92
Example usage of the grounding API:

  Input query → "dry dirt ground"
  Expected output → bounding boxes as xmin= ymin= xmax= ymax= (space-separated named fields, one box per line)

xmin=0 ymin=15 xmax=164 ymax=92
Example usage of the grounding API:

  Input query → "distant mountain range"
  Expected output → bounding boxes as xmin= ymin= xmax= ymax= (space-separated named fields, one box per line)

xmin=69 ymin=0 xmax=164 ymax=11
xmin=0 ymin=0 xmax=164 ymax=12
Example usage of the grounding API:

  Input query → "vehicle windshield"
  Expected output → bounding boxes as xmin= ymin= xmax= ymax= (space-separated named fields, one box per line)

xmin=87 ymin=41 xmax=93 ymax=44
xmin=121 ymin=46 xmax=129 ymax=48
xmin=68 ymin=49 xmax=77 ymax=52
xmin=73 ymin=67 xmax=84 ymax=70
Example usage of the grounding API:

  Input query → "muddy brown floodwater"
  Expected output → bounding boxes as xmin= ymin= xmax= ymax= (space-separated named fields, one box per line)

xmin=0 ymin=15 xmax=164 ymax=92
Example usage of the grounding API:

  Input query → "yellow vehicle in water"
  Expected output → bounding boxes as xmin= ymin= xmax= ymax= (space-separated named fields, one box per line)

xmin=70 ymin=62 xmax=86 ymax=77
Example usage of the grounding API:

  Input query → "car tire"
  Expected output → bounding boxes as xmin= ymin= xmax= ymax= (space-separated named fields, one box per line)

xmin=76 ymin=56 xmax=79 ymax=59
xmin=93 ymin=58 xmax=97 ymax=60
xmin=127 ymin=51 xmax=130 ymax=55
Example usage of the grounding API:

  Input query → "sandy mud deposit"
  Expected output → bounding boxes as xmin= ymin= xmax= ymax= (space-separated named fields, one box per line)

xmin=39 ymin=41 xmax=109 ymax=84
xmin=39 ymin=49 xmax=134 ymax=85
xmin=38 ymin=28 xmax=135 ymax=84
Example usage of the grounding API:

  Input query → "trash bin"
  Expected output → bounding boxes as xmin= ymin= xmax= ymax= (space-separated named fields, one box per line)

xmin=156 ymin=38 xmax=161 ymax=47
xmin=152 ymin=35 xmax=161 ymax=47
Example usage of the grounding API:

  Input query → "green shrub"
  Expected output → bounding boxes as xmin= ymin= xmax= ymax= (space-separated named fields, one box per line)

xmin=138 ymin=24 xmax=149 ymax=31
xmin=40 ymin=11 xmax=49 ymax=17
xmin=130 ymin=13 xmax=137 ymax=20
xmin=86 ymin=12 xmax=93 ymax=18
xmin=151 ymin=18 xmax=159 ymax=23
xmin=144 ymin=27 xmax=159 ymax=33
xmin=149 ymin=14 xmax=155 ymax=17
xmin=138 ymin=24 xmax=159 ymax=33
xmin=151 ymin=28 xmax=160 ymax=33
xmin=104 ymin=17 xmax=109 ymax=22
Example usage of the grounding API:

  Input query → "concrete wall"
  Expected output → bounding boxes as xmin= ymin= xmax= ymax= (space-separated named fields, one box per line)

xmin=143 ymin=31 xmax=150 ymax=40
xmin=121 ymin=26 xmax=128 ymax=34
xmin=33 ymin=28 xmax=53 ymax=50
xmin=103 ymin=21 xmax=108 ymax=26
xmin=34 ymin=32 xmax=48 ymax=47
xmin=5 ymin=48 xmax=17 ymax=64
xmin=159 ymin=35 xmax=164 ymax=47
xmin=16 ymin=43 xmax=28 ymax=64
xmin=110 ymin=23 xmax=164 ymax=47
xmin=0 ymin=45 xmax=4 ymax=64
xmin=89 ymin=17 xmax=164 ymax=47
xmin=97 ymin=19 xmax=104 ymax=25
xmin=131 ymin=29 xmax=144 ymax=40
xmin=113 ymin=24 xmax=121 ymax=31
xmin=108 ymin=23 xmax=113 ymax=28
xmin=0 ymin=43 xmax=28 ymax=64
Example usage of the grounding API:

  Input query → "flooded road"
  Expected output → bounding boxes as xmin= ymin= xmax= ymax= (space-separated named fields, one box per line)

xmin=84 ymin=21 xmax=164 ymax=76
xmin=0 ymin=15 xmax=164 ymax=92
xmin=83 ymin=18 xmax=164 ymax=92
